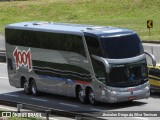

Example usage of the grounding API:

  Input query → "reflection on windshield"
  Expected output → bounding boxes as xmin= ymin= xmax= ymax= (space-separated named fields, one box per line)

xmin=108 ymin=60 xmax=148 ymax=87
xmin=101 ymin=34 xmax=144 ymax=59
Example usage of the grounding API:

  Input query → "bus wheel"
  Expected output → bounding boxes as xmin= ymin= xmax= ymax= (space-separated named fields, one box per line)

xmin=78 ymin=87 xmax=87 ymax=104
xmin=31 ymin=80 xmax=39 ymax=96
xmin=23 ymin=80 xmax=31 ymax=95
xmin=88 ymin=89 xmax=97 ymax=105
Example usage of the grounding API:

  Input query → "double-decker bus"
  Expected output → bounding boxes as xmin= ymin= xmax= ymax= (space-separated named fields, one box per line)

xmin=5 ymin=22 xmax=156 ymax=105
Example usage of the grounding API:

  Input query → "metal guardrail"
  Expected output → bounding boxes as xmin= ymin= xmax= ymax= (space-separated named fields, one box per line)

xmin=0 ymin=99 xmax=105 ymax=120
xmin=0 ymin=50 xmax=6 ymax=62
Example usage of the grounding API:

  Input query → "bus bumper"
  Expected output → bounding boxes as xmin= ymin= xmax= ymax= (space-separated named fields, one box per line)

xmin=103 ymin=82 xmax=150 ymax=103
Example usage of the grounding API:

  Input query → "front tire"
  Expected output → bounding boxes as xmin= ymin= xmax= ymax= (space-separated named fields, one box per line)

xmin=88 ymin=89 xmax=97 ymax=105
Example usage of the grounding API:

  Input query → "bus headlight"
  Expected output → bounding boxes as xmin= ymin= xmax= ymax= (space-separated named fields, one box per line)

xmin=145 ymin=86 xmax=149 ymax=91
xmin=111 ymin=91 xmax=117 ymax=95
xmin=105 ymin=87 xmax=117 ymax=95
xmin=143 ymin=86 xmax=149 ymax=92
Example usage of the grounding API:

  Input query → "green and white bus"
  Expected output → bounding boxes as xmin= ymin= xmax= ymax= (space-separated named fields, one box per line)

xmin=5 ymin=22 xmax=156 ymax=105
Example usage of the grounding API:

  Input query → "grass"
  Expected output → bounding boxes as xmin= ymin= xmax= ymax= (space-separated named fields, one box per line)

xmin=8 ymin=117 xmax=38 ymax=120
xmin=0 ymin=0 xmax=160 ymax=40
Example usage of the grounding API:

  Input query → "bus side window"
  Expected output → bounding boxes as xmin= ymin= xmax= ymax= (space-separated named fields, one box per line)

xmin=62 ymin=34 xmax=86 ymax=57
xmin=39 ymin=33 xmax=86 ymax=57
xmin=85 ymin=35 xmax=101 ymax=56
xmin=85 ymin=35 xmax=107 ymax=84
xmin=6 ymin=29 xmax=40 ymax=48
xmin=92 ymin=59 xmax=107 ymax=84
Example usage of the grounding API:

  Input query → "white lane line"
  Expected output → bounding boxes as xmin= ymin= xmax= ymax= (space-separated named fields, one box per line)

xmin=0 ymin=77 xmax=8 ymax=79
xmin=59 ymin=103 xmax=79 ymax=108
xmin=90 ymin=108 xmax=104 ymax=112
xmin=133 ymin=117 xmax=149 ymax=120
xmin=0 ymin=63 xmax=7 ymax=65
xmin=3 ymin=93 xmax=19 ymax=97
xmin=30 ymin=98 xmax=48 ymax=102
xmin=0 ymin=106 xmax=16 ymax=111
xmin=41 ymin=117 xmax=59 ymax=120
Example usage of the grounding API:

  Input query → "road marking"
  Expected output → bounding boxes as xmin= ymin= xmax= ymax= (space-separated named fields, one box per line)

xmin=0 ymin=63 xmax=6 ymax=65
xmin=30 ymin=98 xmax=48 ymax=102
xmin=59 ymin=103 xmax=79 ymax=108
xmin=3 ymin=93 xmax=19 ymax=97
xmin=41 ymin=117 xmax=59 ymax=120
xmin=0 ymin=106 xmax=16 ymax=111
xmin=143 ymin=43 xmax=160 ymax=47
xmin=144 ymin=50 xmax=150 ymax=52
xmin=133 ymin=117 xmax=149 ymax=120
xmin=49 ymin=118 xmax=58 ymax=120
xmin=90 ymin=108 xmax=103 ymax=112
xmin=0 ymin=77 xmax=8 ymax=79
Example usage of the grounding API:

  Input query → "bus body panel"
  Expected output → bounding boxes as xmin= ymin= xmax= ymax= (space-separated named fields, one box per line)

xmin=5 ymin=22 xmax=150 ymax=103
xmin=6 ymin=43 xmax=93 ymax=97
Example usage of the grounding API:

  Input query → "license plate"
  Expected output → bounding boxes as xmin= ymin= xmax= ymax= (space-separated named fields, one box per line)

xmin=128 ymin=96 xmax=136 ymax=100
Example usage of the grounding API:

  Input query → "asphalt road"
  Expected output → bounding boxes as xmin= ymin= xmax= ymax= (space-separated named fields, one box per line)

xmin=143 ymin=43 xmax=160 ymax=65
xmin=0 ymin=63 xmax=160 ymax=120
xmin=0 ymin=35 xmax=5 ymax=51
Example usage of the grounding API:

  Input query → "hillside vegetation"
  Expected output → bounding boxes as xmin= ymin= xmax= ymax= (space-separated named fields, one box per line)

xmin=0 ymin=0 xmax=160 ymax=40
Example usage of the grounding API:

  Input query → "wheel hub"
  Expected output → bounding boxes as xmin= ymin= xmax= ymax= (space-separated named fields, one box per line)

xmin=89 ymin=92 xmax=95 ymax=104
xmin=32 ymin=84 xmax=36 ymax=94
xmin=79 ymin=90 xmax=85 ymax=102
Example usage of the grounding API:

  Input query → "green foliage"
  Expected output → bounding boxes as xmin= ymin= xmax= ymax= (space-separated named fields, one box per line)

xmin=8 ymin=117 xmax=38 ymax=120
xmin=0 ymin=0 xmax=160 ymax=40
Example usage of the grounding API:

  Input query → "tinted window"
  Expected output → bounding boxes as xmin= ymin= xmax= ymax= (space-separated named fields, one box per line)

xmin=100 ymin=34 xmax=144 ymax=59
xmin=92 ymin=59 xmax=108 ymax=84
xmin=40 ymin=32 xmax=86 ymax=57
xmin=108 ymin=63 xmax=148 ymax=87
xmin=33 ymin=60 xmax=91 ymax=82
xmin=85 ymin=34 xmax=107 ymax=84
xmin=6 ymin=29 xmax=40 ymax=47
xmin=6 ymin=28 xmax=86 ymax=57
xmin=85 ymin=35 xmax=102 ymax=56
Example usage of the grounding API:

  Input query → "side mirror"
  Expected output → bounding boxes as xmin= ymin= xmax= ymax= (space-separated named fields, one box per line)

xmin=92 ymin=55 xmax=110 ymax=73
xmin=144 ymin=52 xmax=156 ymax=67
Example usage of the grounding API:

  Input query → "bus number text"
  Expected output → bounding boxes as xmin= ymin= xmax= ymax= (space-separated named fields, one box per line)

xmin=13 ymin=47 xmax=32 ymax=72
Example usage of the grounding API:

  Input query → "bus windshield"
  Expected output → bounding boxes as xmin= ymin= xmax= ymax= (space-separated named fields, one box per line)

xmin=100 ymin=34 xmax=144 ymax=59
xmin=108 ymin=60 xmax=148 ymax=87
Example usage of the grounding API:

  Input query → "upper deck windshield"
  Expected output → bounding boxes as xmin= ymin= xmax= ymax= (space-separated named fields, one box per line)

xmin=100 ymin=34 xmax=144 ymax=59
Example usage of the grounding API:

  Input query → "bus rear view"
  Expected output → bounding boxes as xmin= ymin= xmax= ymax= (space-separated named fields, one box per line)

xmin=5 ymin=22 xmax=156 ymax=105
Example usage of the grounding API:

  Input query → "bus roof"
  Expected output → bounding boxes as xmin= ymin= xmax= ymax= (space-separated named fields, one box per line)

xmin=6 ymin=21 xmax=135 ymax=36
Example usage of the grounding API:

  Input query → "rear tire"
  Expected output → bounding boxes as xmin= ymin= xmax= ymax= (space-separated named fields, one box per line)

xmin=23 ymin=79 xmax=31 ymax=95
xmin=31 ymin=80 xmax=39 ymax=96
xmin=78 ymin=87 xmax=87 ymax=104
xmin=88 ymin=88 xmax=97 ymax=105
